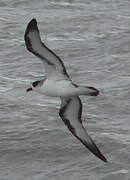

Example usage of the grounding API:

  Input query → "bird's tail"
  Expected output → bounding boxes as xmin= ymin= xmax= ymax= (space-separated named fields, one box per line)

xmin=75 ymin=86 xmax=100 ymax=96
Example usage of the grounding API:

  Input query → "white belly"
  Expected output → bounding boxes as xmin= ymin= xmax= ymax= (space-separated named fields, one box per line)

xmin=36 ymin=79 xmax=76 ymax=97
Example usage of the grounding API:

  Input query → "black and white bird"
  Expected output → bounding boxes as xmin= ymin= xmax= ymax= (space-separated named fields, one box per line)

xmin=24 ymin=19 xmax=107 ymax=163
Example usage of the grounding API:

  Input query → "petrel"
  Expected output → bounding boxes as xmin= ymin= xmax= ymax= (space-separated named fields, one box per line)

xmin=24 ymin=19 xmax=107 ymax=163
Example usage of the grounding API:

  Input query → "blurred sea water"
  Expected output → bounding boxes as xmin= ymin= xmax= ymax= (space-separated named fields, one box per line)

xmin=0 ymin=0 xmax=130 ymax=179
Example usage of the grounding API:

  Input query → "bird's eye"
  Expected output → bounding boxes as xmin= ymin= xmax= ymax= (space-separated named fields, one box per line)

xmin=32 ymin=80 xmax=40 ymax=87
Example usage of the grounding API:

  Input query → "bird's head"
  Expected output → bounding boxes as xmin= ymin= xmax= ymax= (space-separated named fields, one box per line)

xmin=26 ymin=80 xmax=43 ymax=92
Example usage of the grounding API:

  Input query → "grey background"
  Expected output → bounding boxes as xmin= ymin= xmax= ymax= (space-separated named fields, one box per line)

xmin=0 ymin=0 xmax=130 ymax=179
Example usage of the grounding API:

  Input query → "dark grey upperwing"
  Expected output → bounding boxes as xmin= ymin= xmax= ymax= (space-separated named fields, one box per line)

xmin=59 ymin=96 xmax=107 ymax=163
xmin=24 ymin=19 xmax=70 ymax=80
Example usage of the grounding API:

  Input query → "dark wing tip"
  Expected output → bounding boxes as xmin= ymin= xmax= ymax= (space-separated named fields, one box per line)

xmin=96 ymin=149 xmax=108 ymax=163
xmin=83 ymin=139 xmax=108 ymax=163
xmin=26 ymin=18 xmax=37 ymax=33
xmin=24 ymin=18 xmax=38 ymax=50
xmin=30 ymin=18 xmax=37 ymax=24
xmin=29 ymin=18 xmax=37 ymax=27
xmin=102 ymin=155 xmax=108 ymax=163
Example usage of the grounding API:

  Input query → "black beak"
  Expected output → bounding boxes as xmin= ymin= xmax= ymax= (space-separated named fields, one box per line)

xmin=26 ymin=87 xmax=32 ymax=92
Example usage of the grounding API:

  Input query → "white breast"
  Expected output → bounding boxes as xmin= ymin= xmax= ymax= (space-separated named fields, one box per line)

xmin=35 ymin=79 xmax=75 ymax=97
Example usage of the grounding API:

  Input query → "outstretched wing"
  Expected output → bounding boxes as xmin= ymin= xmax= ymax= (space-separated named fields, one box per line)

xmin=24 ymin=19 xmax=70 ymax=80
xmin=59 ymin=96 xmax=107 ymax=162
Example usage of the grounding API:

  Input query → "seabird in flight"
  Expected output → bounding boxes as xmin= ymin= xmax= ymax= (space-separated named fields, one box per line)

xmin=24 ymin=19 xmax=107 ymax=163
